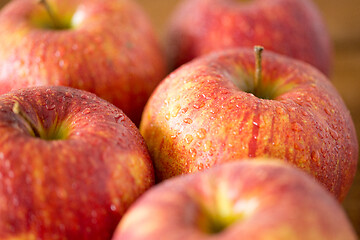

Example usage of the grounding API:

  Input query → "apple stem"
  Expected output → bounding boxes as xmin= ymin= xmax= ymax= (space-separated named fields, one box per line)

xmin=13 ymin=101 xmax=41 ymax=138
xmin=38 ymin=0 xmax=61 ymax=29
xmin=254 ymin=45 xmax=264 ymax=93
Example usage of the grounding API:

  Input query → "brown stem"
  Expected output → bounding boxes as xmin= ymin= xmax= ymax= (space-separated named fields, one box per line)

xmin=13 ymin=101 xmax=41 ymax=138
xmin=254 ymin=46 xmax=264 ymax=91
xmin=38 ymin=0 xmax=61 ymax=29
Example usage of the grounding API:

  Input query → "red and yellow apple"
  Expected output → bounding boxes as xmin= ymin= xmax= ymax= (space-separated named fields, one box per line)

xmin=0 ymin=86 xmax=154 ymax=239
xmin=140 ymin=47 xmax=358 ymax=201
xmin=112 ymin=160 xmax=357 ymax=240
xmin=0 ymin=0 xmax=166 ymax=125
xmin=166 ymin=0 xmax=332 ymax=76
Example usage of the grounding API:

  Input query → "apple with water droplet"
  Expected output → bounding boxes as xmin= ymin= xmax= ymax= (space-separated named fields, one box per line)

xmin=140 ymin=47 xmax=358 ymax=201
xmin=166 ymin=0 xmax=332 ymax=76
xmin=0 ymin=86 xmax=154 ymax=239
xmin=0 ymin=0 xmax=166 ymax=125
xmin=112 ymin=160 xmax=357 ymax=240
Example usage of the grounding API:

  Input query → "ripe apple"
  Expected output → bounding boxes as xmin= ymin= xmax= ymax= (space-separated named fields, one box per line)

xmin=140 ymin=47 xmax=358 ymax=201
xmin=166 ymin=0 xmax=332 ymax=76
xmin=0 ymin=0 xmax=166 ymax=126
xmin=112 ymin=160 xmax=357 ymax=240
xmin=0 ymin=86 xmax=155 ymax=239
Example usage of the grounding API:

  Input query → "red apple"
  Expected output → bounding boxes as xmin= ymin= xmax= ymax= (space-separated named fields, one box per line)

xmin=166 ymin=0 xmax=332 ymax=76
xmin=140 ymin=47 xmax=358 ymax=201
xmin=0 ymin=0 xmax=166 ymax=125
xmin=112 ymin=160 xmax=357 ymax=240
xmin=0 ymin=86 xmax=154 ymax=239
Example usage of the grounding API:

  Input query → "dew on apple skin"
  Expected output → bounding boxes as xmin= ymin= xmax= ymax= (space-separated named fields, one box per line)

xmin=329 ymin=128 xmax=339 ymax=140
xmin=185 ymin=134 xmax=194 ymax=144
xmin=82 ymin=108 xmax=91 ymax=115
xmin=45 ymin=103 xmax=56 ymax=110
xmin=193 ymin=102 xmax=205 ymax=109
xmin=189 ymin=148 xmax=197 ymax=158
xmin=114 ymin=113 xmax=125 ymax=123
xmin=291 ymin=122 xmax=303 ymax=132
xmin=183 ymin=118 xmax=193 ymax=124
xmin=65 ymin=92 xmax=73 ymax=98
xmin=110 ymin=204 xmax=117 ymax=212
xmin=171 ymin=105 xmax=181 ymax=117
xmin=45 ymin=89 xmax=52 ymax=95
xmin=165 ymin=112 xmax=171 ymax=120
xmin=196 ymin=128 xmax=207 ymax=139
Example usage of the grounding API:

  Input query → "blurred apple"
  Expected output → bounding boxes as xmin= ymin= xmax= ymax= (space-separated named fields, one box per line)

xmin=0 ymin=86 xmax=154 ymax=239
xmin=166 ymin=0 xmax=332 ymax=76
xmin=0 ymin=0 xmax=166 ymax=125
xmin=112 ymin=160 xmax=357 ymax=240
xmin=140 ymin=47 xmax=358 ymax=201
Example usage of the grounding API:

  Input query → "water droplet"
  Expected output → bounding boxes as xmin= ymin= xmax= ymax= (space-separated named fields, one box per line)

xmin=198 ymin=163 xmax=204 ymax=171
xmin=204 ymin=140 xmax=212 ymax=152
xmin=45 ymin=89 xmax=52 ymax=95
xmin=210 ymin=109 xmax=218 ymax=114
xmin=311 ymin=151 xmax=320 ymax=163
xmin=294 ymin=142 xmax=305 ymax=150
xmin=35 ymin=91 xmax=41 ymax=96
xmin=183 ymin=118 xmax=193 ymax=124
xmin=165 ymin=112 xmax=171 ymax=120
xmin=65 ymin=92 xmax=73 ymax=98
xmin=180 ymin=107 xmax=188 ymax=114
xmin=171 ymin=105 xmax=181 ymax=118
xmin=253 ymin=121 xmax=259 ymax=127
xmin=55 ymin=50 xmax=61 ymax=58
xmin=82 ymin=108 xmax=91 ymax=115
xmin=196 ymin=128 xmax=207 ymax=139
xmin=185 ymin=134 xmax=194 ymax=144
xmin=320 ymin=146 xmax=327 ymax=156
xmin=110 ymin=204 xmax=117 ymax=211
xmin=301 ymin=111 xmax=309 ymax=116
xmin=59 ymin=60 xmax=65 ymax=68
xmin=115 ymin=113 xmax=125 ymax=123
xmin=170 ymin=132 xmax=179 ymax=139
xmin=46 ymin=103 xmax=56 ymax=110
xmin=193 ymin=102 xmax=205 ymax=109
xmin=329 ymin=129 xmax=339 ymax=140
xmin=289 ymin=107 xmax=296 ymax=112
xmin=81 ymin=94 xmax=88 ymax=99
xmin=276 ymin=107 xmax=284 ymax=114
xmin=189 ymin=148 xmax=197 ymax=158
xmin=291 ymin=122 xmax=302 ymax=132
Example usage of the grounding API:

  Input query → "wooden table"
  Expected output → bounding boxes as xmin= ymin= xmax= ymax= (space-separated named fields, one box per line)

xmin=1 ymin=0 xmax=359 ymax=235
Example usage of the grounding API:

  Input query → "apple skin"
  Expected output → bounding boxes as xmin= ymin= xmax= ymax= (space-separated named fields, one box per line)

xmin=166 ymin=0 xmax=332 ymax=76
xmin=112 ymin=160 xmax=357 ymax=240
xmin=0 ymin=0 xmax=166 ymax=126
xmin=140 ymin=48 xmax=358 ymax=201
xmin=0 ymin=86 xmax=155 ymax=239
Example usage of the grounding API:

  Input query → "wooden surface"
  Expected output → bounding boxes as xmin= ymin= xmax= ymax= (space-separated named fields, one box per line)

xmin=0 ymin=0 xmax=359 ymax=234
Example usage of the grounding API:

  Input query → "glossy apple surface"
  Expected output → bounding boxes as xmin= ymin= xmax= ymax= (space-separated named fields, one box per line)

xmin=0 ymin=0 xmax=166 ymax=125
xmin=0 ymin=86 xmax=154 ymax=239
xmin=167 ymin=0 xmax=332 ymax=76
xmin=112 ymin=160 xmax=357 ymax=240
xmin=140 ymin=48 xmax=358 ymax=201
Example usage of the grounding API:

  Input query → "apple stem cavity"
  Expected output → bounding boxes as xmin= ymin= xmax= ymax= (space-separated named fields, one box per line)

xmin=12 ymin=101 xmax=41 ymax=138
xmin=38 ymin=0 xmax=61 ymax=29
xmin=254 ymin=45 xmax=264 ymax=95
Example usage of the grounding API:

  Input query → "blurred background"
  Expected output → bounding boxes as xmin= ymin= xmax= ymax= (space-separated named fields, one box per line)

xmin=0 ymin=0 xmax=359 ymax=234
